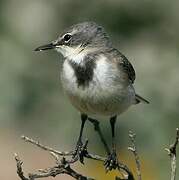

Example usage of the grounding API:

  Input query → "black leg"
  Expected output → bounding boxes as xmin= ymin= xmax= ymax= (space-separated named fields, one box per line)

xmin=88 ymin=118 xmax=110 ymax=155
xmin=73 ymin=114 xmax=88 ymax=163
xmin=110 ymin=116 xmax=117 ymax=153
xmin=77 ymin=114 xmax=88 ymax=143
xmin=104 ymin=115 xmax=118 ymax=171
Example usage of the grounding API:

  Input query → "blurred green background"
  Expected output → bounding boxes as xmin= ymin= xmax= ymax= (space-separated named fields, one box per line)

xmin=0 ymin=0 xmax=179 ymax=179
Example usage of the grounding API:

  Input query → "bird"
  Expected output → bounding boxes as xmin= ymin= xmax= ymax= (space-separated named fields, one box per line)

xmin=35 ymin=21 xmax=149 ymax=170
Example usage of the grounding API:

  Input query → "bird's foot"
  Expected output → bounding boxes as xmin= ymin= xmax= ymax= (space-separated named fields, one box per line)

xmin=104 ymin=151 xmax=119 ymax=172
xmin=73 ymin=139 xmax=88 ymax=164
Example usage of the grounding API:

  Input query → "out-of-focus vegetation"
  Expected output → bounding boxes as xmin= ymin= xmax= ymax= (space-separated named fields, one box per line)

xmin=0 ymin=0 xmax=179 ymax=179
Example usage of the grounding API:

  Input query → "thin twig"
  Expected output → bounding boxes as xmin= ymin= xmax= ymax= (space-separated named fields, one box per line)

xmin=21 ymin=135 xmax=73 ymax=156
xmin=117 ymin=162 xmax=135 ymax=180
xmin=21 ymin=136 xmax=105 ymax=162
xmin=15 ymin=154 xmax=94 ymax=180
xmin=15 ymin=135 xmax=135 ymax=180
xmin=165 ymin=128 xmax=179 ymax=180
xmin=15 ymin=153 xmax=29 ymax=180
xmin=128 ymin=131 xmax=142 ymax=180
xmin=16 ymin=128 xmax=179 ymax=180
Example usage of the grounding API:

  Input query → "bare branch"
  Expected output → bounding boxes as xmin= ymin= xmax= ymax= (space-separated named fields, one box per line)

xmin=128 ymin=131 xmax=142 ymax=180
xmin=15 ymin=153 xmax=29 ymax=180
xmin=21 ymin=135 xmax=73 ymax=156
xmin=15 ymin=135 xmax=136 ymax=180
xmin=15 ymin=153 xmax=94 ymax=180
xmin=116 ymin=162 xmax=135 ymax=180
xmin=165 ymin=128 xmax=179 ymax=180
xmin=15 ymin=127 xmax=179 ymax=180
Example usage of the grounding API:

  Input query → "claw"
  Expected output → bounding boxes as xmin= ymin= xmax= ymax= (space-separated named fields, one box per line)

xmin=104 ymin=151 xmax=119 ymax=172
xmin=73 ymin=139 xmax=89 ymax=164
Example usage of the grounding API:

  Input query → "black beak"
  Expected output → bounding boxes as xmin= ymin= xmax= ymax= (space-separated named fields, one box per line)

xmin=34 ymin=42 xmax=57 ymax=51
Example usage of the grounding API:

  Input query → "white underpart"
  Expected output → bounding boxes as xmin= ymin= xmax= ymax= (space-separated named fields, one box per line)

xmin=61 ymin=54 xmax=136 ymax=117
xmin=94 ymin=55 xmax=117 ymax=89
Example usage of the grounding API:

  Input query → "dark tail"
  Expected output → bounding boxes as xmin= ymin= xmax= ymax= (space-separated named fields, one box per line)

xmin=135 ymin=94 xmax=150 ymax=104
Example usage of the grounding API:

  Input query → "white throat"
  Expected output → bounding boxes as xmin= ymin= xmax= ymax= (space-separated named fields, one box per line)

xmin=56 ymin=45 xmax=98 ymax=65
xmin=56 ymin=45 xmax=87 ymax=64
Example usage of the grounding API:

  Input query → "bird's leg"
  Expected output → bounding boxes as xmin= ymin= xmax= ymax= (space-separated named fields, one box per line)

xmin=88 ymin=118 xmax=110 ymax=155
xmin=104 ymin=115 xmax=119 ymax=171
xmin=73 ymin=114 xmax=88 ymax=163
xmin=110 ymin=115 xmax=117 ymax=154
xmin=77 ymin=114 xmax=87 ymax=144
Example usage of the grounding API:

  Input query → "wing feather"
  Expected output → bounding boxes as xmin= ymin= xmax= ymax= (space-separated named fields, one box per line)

xmin=119 ymin=54 xmax=136 ymax=83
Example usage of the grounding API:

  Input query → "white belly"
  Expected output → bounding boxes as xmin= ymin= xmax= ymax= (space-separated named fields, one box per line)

xmin=61 ymin=58 xmax=135 ymax=117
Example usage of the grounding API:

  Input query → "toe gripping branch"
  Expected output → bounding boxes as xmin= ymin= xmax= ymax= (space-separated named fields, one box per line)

xmin=15 ymin=129 xmax=179 ymax=180
xmin=14 ymin=133 xmax=139 ymax=180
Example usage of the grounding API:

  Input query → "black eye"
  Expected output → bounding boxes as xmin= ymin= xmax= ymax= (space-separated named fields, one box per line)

xmin=63 ymin=34 xmax=72 ymax=42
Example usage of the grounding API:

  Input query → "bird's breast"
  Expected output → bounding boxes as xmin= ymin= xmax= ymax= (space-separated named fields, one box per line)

xmin=61 ymin=56 xmax=134 ymax=116
xmin=61 ymin=56 xmax=122 ymax=97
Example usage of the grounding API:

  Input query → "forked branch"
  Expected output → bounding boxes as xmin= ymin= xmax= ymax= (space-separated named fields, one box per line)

xmin=15 ymin=134 xmax=136 ymax=180
xmin=15 ymin=128 xmax=179 ymax=180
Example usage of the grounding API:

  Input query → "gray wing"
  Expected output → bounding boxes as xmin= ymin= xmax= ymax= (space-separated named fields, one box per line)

xmin=118 ymin=52 xmax=136 ymax=84
xmin=117 ymin=52 xmax=149 ymax=103
xmin=108 ymin=49 xmax=149 ymax=103
xmin=120 ymin=54 xmax=136 ymax=83
xmin=106 ymin=48 xmax=136 ymax=83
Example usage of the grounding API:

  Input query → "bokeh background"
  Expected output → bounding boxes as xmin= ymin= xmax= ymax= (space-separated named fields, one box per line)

xmin=0 ymin=0 xmax=179 ymax=179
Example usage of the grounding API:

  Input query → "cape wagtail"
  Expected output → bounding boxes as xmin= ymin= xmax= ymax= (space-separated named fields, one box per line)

xmin=35 ymin=21 xmax=149 ymax=170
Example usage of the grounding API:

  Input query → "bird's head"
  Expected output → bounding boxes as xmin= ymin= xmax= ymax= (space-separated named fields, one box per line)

xmin=35 ymin=22 xmax=111 ymax=58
